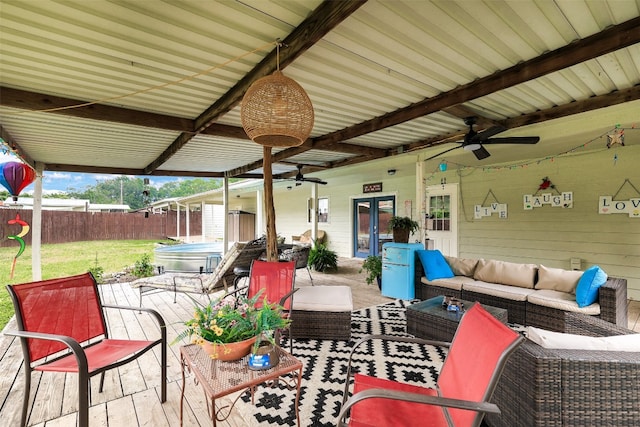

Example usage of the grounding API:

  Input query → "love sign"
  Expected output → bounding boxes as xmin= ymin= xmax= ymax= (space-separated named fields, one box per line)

xmin=599 ymin=196 xmax=640 ymax=218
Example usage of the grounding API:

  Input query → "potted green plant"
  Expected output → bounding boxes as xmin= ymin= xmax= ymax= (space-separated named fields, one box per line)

xmin=388 ymin=216 xmax=420 ymax=243
xmin=359 ymin=255 xmax=382 ymax=289
xmin=173 ymin=290 xmax=291 ymax=361
xmin=308 ymin=240 xmax=338 ymax=272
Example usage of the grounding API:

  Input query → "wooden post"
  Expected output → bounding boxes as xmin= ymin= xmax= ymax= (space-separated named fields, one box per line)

xmin=263 ymin=146 xmax=278 ymax=261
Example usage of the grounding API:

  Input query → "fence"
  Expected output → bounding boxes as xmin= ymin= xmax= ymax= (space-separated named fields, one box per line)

xmin=0 ymin=209 xmax=202 ymax=247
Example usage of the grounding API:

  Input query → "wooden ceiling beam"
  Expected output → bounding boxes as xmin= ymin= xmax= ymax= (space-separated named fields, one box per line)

xmin=239 ymin=17 xmax=639 ymax=171
xmin=302 ymin=16 xmax=640 ymax=150
xmin=403 ymin=86 xmax=640 ymax=153
xmin=143 ymin=0 xmax=367 ymax=174
xmin=504 ymin=85 xmax=640 ymax=128
xmin=44 ymin=163 xmax=263 ymax=179
xmin=0 ymin=87 xmax=194 ymax=132
xmin=0 ymin=124 xmax=34 ymax=168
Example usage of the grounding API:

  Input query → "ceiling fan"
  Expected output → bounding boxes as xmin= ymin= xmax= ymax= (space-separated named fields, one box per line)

xmin=425 ymin=117 xmax=540 ymax=161
xmin=293 ymin=164 xmax=327 ymax=186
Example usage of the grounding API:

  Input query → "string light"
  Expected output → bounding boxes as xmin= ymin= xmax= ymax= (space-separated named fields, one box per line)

xmin=2 ymin=41 xmax=276 ymax=115
xmin=423 ymin=125 xmax=638 ymax=181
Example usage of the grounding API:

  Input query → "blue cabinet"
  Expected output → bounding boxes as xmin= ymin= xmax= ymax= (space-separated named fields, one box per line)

xmin=381 ymin=242 xmax=424 ymax=299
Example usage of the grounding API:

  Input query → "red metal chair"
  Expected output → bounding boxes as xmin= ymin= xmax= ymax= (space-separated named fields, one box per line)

xmin=337 ymin=303 xmax=524 ymax=427
xmin=245 ymin=260 xmax=297 ymax=353
xmin=5 ymin=272 xmax=167 ymax=427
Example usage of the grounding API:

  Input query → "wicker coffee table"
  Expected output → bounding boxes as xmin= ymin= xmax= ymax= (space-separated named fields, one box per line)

xmin=180 ymin=344 xmax=303 ymax=426
xmin=406 ymin=295 xmax=508 ymax=342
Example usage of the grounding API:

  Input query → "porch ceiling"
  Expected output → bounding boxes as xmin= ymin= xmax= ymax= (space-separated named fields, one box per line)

xmin=1 ymin=0 xmax=639 ymax=181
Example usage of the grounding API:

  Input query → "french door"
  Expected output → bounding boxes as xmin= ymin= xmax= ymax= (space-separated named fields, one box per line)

xmin=425 ymin=184 xmax=458 ymax=256
xmin=353 ymin=196 xmax=395 ymax=258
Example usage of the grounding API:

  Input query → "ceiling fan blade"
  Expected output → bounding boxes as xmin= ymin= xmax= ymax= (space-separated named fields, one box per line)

xmin=423 ymin=145 xmax=462 ymax=162
xmin=472 ymin=145 xmax=491 ymax=160
xmin=304 ymin=177 xmax=327 ymax=185
xmin=472 ymin=125 xmax=507 ymax=141
xmin=482 ymin=136 xmax=540 ymax=145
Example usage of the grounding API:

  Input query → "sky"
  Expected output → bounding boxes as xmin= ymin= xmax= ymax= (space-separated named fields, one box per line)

xmin=0 ymin=153 xmax=184 ymax=195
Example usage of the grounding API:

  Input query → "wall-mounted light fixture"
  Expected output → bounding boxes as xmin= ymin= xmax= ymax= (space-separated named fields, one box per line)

xmin=387 ymin=169 xmax=396 ymax=176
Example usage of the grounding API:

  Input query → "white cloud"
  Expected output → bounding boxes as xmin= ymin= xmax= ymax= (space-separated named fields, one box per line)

xmin=43 ymin=171 xmax=72 ymax=181
xmin=0 ymin=153 xmax=22 ymax=164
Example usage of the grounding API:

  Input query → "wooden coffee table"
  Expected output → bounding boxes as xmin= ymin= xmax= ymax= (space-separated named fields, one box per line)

xmin=180 ymin=343 xmax=303 ymax=426
xmin=406 ymin=295 xmax=508 ymax=342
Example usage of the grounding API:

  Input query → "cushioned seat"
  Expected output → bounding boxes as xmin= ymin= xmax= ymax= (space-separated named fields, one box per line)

xmin=463 ymin=280 xmax=535 ymax=302
xmin=290 ymin=285 xmax=352 ymax=340
xmin=527 ymin=289 xmax=600 ymax=315
xmin=421 ymin=275 xmax=476 ymax=292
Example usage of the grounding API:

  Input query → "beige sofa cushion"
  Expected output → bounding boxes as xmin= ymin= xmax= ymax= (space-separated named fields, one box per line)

xmin=535 ymin=265 xmax=583 ymax=293
xmin=473 ymin=259 xmax=537 ymax=289
xmin=444 ymin=256 xmax=479 ymax=277
xmin=421 ymin=275 xmax=476 ymax=291
xmin=292 ymin=285 xmax=352 ymax=312
xmin=463 ymin=280 xmax=535 ymax=302
xmin=526 ymin=326 xmax=640 ymax=352
xmin=527 ymin=289 xmax=600 ymax=315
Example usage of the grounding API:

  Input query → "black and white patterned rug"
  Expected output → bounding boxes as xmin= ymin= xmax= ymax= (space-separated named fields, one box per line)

xmin=236 ymin=299 xmax=448 ymax=426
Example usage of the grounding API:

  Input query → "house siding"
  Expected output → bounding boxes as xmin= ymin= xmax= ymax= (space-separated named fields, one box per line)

xmin=434 ymin=145 xmax=640 ymax=300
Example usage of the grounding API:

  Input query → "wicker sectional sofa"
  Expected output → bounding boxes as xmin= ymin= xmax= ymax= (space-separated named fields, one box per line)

xmin=414 ymin=256 xmax=628 ymax=330
xmin=486 ymin=313 xmax=640 ymax=427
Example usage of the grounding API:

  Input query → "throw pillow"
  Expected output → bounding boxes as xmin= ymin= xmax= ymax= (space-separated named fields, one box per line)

xmin=417 ymin=250 xmax=455 ymax=281
xmin=575 ymin=265 xmax=608 ymax=307
xmin=444 ymin=256 xmax=479 ymax=277
xmin=473 ymin=259 xmax=537 ymax=289
xmin=536 ymin=265 xmax=583 ymax=293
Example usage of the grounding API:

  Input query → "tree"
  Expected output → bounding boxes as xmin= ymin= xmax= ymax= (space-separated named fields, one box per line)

xmin=66 ymin=176 xmax=224 ymax=209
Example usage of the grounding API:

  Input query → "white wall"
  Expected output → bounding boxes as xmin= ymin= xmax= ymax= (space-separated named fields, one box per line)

xmin=274 ymin=155 xmax=421 ymax=255
xmin=433 ymin=145 xmax=640 ymax=300
xmin=264 ymin=145 xmax=639 ymax=301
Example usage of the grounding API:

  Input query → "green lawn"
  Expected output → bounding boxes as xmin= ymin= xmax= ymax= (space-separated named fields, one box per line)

xmin=0 ymin=239 xmax=174 ymax=331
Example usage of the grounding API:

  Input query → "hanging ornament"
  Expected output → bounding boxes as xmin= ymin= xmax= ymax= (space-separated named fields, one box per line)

xmin=7 ymin=213 xmax=30 ymax=279
xmin=606 ymin=129 xmax=625 ymax=148
xmin=438 ymin=160 xmax=447 ymax=172
xmin=0 ymin=161 xmax=36 ymax=201
xmin=538 ymin=176 xmax=555 ymax=191
xmin=613 ymin=153 xmax=618 ymax=165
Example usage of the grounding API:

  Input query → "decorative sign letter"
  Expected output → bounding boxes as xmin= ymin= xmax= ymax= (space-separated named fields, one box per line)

xmin=363 ymin=182 xmax=382 ymax=193
xmin=599 ymin=196 xmax=640 ymax=218
xmin=474 ymin=203 xmax=508 ymax=219
xmin=523 ymin=192 xmax=573 ymax=209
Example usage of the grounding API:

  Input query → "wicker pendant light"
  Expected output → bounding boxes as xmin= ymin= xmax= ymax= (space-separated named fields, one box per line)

xmin=241 ymin=43 xmax=314 ymax=147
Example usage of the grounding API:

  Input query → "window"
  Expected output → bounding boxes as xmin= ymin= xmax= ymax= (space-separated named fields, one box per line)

xmin=427 ymin=195 xmax=450 ymax=231
xmin=318 ymin=197 xmax=329 ymax=223
xmin=308 ymin=197 xmax=329 ymax=223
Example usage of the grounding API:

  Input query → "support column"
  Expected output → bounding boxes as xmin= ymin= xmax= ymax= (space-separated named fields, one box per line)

xmin=223 ymin=177 xmax=229 ymax=253
xmin=31 ymin=163 xmax=44 ymax=281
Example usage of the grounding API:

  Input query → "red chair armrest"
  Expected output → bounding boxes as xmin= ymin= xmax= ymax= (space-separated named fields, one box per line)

xmin=337 ymin=388 xmax=500 ymax=427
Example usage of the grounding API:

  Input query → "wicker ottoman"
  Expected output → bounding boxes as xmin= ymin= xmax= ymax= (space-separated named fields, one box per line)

xmin=406 ymin=295 xmax=508 ymax=342
xmin=290 ymin=286 xmax=353 ymax=340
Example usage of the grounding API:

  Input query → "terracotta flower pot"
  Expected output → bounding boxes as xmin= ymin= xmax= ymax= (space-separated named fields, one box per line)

xmin=200 ymin=336 xmax=257 ymax=361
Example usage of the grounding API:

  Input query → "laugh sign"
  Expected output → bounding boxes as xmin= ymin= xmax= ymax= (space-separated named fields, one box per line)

xmin=523 ymin=192 xmax=573 ymax=209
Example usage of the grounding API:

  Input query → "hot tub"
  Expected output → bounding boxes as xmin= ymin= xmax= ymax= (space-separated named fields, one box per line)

xmin=154 ymin=242 xmax=223 ymax=273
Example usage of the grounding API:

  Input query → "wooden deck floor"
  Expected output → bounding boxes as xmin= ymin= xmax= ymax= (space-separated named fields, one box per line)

xmin=1 ymin=259 xmax=639 ymax=427
xmin=0 ymin=258 xmax=391 ymax=427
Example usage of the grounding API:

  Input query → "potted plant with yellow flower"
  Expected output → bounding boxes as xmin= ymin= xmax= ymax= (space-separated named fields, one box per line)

xmin=174 ymin=290 xmax=291 ymax=362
